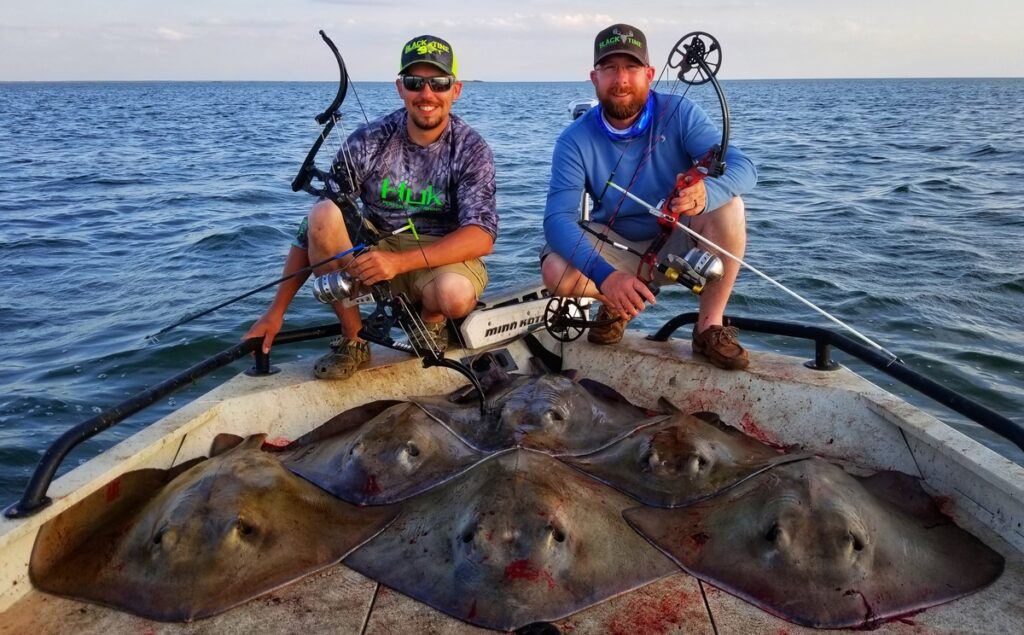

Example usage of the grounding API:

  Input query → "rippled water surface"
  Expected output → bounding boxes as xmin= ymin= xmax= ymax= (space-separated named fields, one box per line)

xmin=1 ymin=79 xmax=1022 ymax=503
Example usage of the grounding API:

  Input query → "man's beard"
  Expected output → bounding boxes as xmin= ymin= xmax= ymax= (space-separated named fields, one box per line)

xmin=600 ymin=88 xmax=646 ymax=121
xmin=409 ymin=102 xmax=446 ymax=131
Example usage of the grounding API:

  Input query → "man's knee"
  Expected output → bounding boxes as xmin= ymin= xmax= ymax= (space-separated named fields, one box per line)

xmin=697 ymin=196 xmax=746 ymax=238
xmin=307 ymin=200 xmax=347 ymax=243
xmin=715 ymin=197 xmax=746 ymax=230
xmin=541 ymin=254 xmax=581 ymax=296
xmin=424 ymin=274 xmax=478 ymax=318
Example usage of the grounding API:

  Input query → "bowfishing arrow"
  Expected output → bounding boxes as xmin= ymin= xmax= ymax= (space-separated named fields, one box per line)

xmin=603 ymin=180 xmax=901 ymax=363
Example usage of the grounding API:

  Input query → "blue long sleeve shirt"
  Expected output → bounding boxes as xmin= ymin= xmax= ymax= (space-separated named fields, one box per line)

xmin=543 ymin=90 xmax=757 ymax=287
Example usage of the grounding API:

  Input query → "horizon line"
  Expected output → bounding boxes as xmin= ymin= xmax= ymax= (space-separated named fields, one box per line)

xmin=2 ymin=76 xmax=1023 ymax=84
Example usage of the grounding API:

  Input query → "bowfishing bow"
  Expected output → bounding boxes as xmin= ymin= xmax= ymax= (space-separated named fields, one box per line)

xmin=542 ymin=31 xmax=731 ymax=342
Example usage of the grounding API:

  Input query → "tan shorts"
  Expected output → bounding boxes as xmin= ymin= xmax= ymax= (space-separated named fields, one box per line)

xmin=538 ymin=223 xmax=694 ymax=286
xmin=376 ymin=232 xmax=489 ymax=302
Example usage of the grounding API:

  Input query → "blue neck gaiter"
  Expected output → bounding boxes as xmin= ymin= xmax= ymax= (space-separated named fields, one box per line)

xmin=597 ymin=93 xmax=655 ymax=141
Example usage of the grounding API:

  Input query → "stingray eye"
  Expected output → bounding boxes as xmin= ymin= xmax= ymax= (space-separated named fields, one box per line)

xmin=848 ymin=532 xmax=865 ymax=552
xmin=550 ymin=526 xmax=567 ymax=543
xmin=349 ymin=442 xmax=363 ymax=457
xmin=549 ymin=409 xmax=566 ymax=423
xmin=406 ymin=442 xmax=420 ymax=457
xmin=153 ymin=527 xmax=167 ymax=545
xmin=236 ymin=519 xmax=255 ymax=537
xmin=640 ymin=442 xmax=663 ymax=470
xmin=764 ymin=523 xmax=782 ymax=543
xmin=461 ymin=527 xmax=475 ymax=544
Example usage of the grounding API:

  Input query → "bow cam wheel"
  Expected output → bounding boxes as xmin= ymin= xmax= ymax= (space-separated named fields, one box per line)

xmin=544 ymin=298 xmax=586 ymax=343
xmin=669 ymin=32 xmax=722 ymax=85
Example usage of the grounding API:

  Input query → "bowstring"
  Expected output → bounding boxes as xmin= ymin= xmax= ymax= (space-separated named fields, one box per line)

xmin=405 ymin=119 xmax=475 ymax=359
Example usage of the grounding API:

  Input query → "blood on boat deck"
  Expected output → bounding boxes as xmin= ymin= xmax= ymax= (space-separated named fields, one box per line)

xmin=3 ymin=555 xmax=1024 ymax=633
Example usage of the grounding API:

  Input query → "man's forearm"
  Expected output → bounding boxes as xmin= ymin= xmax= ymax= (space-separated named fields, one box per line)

xmin=267 ymin=246 xmax=313 ymax=317
xmin=397 ymin=225 xmax=494 ymax=272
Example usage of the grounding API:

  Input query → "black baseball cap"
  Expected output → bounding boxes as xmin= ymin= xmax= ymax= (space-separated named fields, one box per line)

xmin=399 ymin=35 xmax=458 ymax=76
xmin=594 ymin=24 xmax=649 ymax=66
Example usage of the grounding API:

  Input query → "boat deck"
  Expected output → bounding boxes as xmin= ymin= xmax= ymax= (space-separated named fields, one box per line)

xmin=3 ymin=334 xmax=1023 ymax=633
xmin=3 ymin=554 xmax=1023 ymax=633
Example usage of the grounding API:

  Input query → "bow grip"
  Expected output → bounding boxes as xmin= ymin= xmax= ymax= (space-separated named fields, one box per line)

xmin=659 ymin=165 xmax=708 ymax=226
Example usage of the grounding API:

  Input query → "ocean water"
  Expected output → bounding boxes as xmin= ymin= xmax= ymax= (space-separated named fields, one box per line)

xmin=1 ymin=79 xmax=1022 ymax=504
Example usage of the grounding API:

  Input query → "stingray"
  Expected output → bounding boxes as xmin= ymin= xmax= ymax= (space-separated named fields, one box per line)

xmin=623 ymin=457 xmax=1005 ymax=629
xmin=565 ymin=397 xmax=810 ymax=507
xmin=280 ymin=401 xmax=492 ymax=505
xmin=344 ymin=449 xmax=677 ymax=631
xmin=30 ymin=436 xmax=398 ymax=622
xmin=411 ymin=371 xmax=653 ymax=455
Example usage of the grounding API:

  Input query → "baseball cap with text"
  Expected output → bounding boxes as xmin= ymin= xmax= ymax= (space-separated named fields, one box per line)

xmin=399 ymin=35 xmax=458 ymax=77
xmin=593 ymin=24 xmax=649 ymax=66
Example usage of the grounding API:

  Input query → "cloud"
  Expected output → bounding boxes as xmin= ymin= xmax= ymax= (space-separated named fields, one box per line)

xmin=540 ymin=13 xmax=615 ymax=29
xmin=156 ymin=27 xmax=186 ymax=41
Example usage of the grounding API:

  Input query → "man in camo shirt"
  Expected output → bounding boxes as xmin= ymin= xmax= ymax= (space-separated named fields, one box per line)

xmin=245 ymin=35 xmax=497 ymax=379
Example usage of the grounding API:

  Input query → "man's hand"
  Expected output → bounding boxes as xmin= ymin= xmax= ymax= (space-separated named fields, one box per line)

xmin=350 ymin=250 xmax=406 ymax=286
xmin=598 ymin=271 xmax=656 ymax=319
xmin=667 ymin=173 xmax=707 ymax=217
xmin=243 ymin=312 xmax=284 ymax=354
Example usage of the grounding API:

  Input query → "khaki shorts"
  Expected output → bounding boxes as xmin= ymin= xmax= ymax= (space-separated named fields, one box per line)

xmin=538 ymin=223 xmax=694 ymax=287
xmin=376 ymin=232 xmax=489 ymax=302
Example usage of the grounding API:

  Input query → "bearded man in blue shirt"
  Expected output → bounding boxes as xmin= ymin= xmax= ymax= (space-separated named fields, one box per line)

xmin=541 ymin=24 xmax=757 ymax=370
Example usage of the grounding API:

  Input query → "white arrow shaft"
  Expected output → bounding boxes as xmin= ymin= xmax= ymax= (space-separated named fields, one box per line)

xmin=607 ymin=182 xmax=897 ymax=361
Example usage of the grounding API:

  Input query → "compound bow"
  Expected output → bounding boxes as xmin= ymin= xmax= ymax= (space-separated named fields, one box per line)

xmin=542 ymin=31 xmax=731 ymax=342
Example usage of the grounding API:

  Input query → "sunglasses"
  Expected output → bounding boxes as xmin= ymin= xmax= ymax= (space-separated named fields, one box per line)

xmin=400 ymin=75 xmax=456 ymax=92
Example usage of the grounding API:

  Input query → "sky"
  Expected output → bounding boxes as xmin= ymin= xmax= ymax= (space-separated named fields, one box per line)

xmin=1 ymin=0 xmax=1022 ymax=81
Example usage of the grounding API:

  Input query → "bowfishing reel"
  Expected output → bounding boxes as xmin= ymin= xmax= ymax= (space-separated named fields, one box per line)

xmin=660 ymin=247 xmax=724 ymax=295
xmin=312 ymin=270 xmax=358 ymax=304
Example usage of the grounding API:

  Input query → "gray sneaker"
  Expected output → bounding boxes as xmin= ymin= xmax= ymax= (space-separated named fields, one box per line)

xmin=313 ymin=337 xmax=371 ymax=380
xmin=409 ymin=320 xmax=449 ymax=354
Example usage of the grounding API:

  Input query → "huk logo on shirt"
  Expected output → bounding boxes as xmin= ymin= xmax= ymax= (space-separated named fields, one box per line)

xmin=379 ymin=177 xmax=443 ymax=211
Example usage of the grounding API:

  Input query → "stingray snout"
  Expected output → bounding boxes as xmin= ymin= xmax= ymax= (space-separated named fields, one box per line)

xmin=761 ymin=509 xmax=871 ymax=572
xmin=641 ymin=440 xmax=713 ymax=480
xmin=538 ymin=406 xmax=569 ymax=430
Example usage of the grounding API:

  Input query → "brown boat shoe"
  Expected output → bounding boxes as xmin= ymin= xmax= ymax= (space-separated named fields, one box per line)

xmin=587 ymin=303 xmax=629 ymax=345
xmin=691 ymin=325 xmax=749 ymax=370
xmin=410 ymin=319 xmax=450 ymax=354
xmin=314 ymin=337 xmax=371 ymax=380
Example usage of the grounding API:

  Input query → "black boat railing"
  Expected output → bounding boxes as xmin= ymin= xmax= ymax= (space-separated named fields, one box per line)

xmin=4 ymin=323 xmax=342 ymax=519
xmin=649 ymin=312 xmax=1024 ymax=452
xmin=6 ymin=314 xmax=1022 ymax=519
